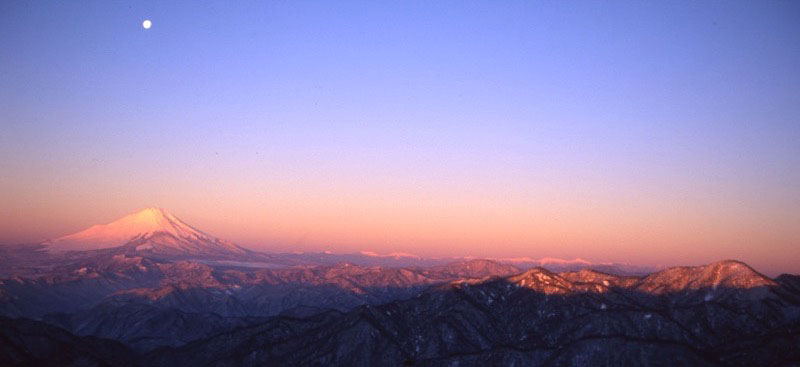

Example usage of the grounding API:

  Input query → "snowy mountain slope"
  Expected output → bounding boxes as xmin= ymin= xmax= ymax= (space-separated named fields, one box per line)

xmin=44 ymin=208 xmax=249 ymax=257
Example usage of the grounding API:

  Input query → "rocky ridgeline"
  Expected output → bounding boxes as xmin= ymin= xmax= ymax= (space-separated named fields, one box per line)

xmin=0 ymin=256 xmax=798 ymax=366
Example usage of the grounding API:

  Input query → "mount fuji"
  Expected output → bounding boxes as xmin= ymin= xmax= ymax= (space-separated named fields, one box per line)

xmin=44 ymin=207 xmax=250 ymax=258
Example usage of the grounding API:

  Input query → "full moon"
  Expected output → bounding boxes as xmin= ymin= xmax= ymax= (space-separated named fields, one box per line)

xmin=142 ymin=19 xmax=152 ymax=29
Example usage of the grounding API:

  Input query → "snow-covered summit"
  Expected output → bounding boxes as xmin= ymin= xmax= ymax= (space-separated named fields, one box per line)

xmin=45 ymin=207 xmax=248 ymax=257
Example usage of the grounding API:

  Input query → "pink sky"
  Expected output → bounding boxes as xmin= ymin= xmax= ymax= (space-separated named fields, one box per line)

xmin=1 ymin=1 xmax=799 ymax=276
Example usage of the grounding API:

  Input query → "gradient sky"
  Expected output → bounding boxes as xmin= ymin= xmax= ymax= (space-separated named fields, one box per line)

xmin=1 ymin=1 xmax=799 ymax=275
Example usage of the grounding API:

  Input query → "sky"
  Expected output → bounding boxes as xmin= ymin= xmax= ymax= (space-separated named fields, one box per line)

xmin=1 ymin=1 xmax=799 ymax=275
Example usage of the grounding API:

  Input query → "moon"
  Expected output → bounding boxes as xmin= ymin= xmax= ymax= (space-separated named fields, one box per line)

xmin=142 ymin=19 xmax=152 ymax=29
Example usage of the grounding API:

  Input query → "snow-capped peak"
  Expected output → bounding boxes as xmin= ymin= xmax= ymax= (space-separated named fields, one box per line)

xmin=109 ymin=207 xmax=209 ymax=239
xmin=46 ymin=207 xmax=245 ymax=256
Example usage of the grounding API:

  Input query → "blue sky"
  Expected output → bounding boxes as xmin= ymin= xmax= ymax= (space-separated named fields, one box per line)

xmin=1 ymin=1 xmax=799 ymax=274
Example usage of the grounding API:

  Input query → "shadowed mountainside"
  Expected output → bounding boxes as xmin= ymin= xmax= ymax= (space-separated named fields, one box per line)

xmin=0 ymin=256 xmax=524 ymax=352
xmin=1 ymin=259 xmax=799 ymax=366
xmin=0 ymin=316 xmax=138 ymax=367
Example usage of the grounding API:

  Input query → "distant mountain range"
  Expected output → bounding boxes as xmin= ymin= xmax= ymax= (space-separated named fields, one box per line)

xmin=23 ymin=207 xmax=658 ymax=275
xmin=1 ymin=208 xmax=798 ymax=366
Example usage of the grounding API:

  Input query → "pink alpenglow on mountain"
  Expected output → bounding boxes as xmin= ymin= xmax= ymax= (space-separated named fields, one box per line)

xmin=359 ymin=251 xmax=421 ymax=259
xmin=45 ymin=207 xmax=248 ymax=257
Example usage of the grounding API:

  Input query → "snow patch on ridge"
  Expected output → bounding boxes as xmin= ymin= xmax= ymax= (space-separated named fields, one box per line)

xmin=359 ymin=251 xmax=420 ymax=259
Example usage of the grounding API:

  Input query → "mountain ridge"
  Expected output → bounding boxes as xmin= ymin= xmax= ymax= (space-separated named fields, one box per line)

xmin=1 ymin=250 xmax=798 ymax=366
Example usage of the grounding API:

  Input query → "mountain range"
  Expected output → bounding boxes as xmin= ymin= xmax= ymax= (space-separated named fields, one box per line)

xmin=19 ymin=207 xmax=657 ymax=274
xmin=1 ymin=208 xmax=798 ymax=366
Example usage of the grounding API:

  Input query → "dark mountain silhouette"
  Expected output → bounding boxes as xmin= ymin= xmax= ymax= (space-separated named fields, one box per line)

xmin=0 ymin=256 xmax=798 ymax=366
xmin=140 ymin=261 xmax=800 ymax=366
xmin=0 ymin=316 xmax=138 ymax=367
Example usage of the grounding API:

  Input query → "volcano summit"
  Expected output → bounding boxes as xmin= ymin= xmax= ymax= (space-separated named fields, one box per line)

xmin=44 ymin=207 xmax=249 ymax=258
